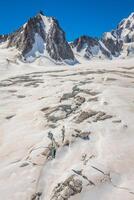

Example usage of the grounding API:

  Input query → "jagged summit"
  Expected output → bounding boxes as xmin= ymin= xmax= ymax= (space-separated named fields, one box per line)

xmin=116 ymin=12 xmax=134 ymax=42
xmin=117 ymin=12 xmax=134 ymax=30
xmin=101 ymin=12 xmax=134 ymax=58
xmin=102 ymin=32 xmax=123 ymax=57
xmin=4 ymin=12 xmax=75 ymax=63
xmin=71 ymin=35 xmax=111 ymax=59
xmin=38 ymin=10 xmax=45 ymax=16
xmin=1 ymin=12 xmax=134 ymax=63
xmin=71 ymin=12 xmax=134 ymax=60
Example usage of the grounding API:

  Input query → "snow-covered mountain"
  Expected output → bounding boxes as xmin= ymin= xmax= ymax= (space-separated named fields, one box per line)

xmin=0 ymin=11 xmax=134 ymax=200
xmin=72 ymin=12 xmax=134 ymax=60
xmin=102 ymin=32 xmax=123 ymax=57
xmin=70 ymin=35 xmax=111 ymax=60
xmin=1 ymin=12 xmax=75 ymax=63
xmin=1 ymin=12 xmax=134 ymax=63
xmin=116 ymin=12 xmax=134 ymax=42
xmin=102 ymin=12 xmax=134 ymax=58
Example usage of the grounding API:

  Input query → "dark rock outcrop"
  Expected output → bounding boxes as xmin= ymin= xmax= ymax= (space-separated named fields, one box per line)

xmin=102 ymin=32 xmax=123 ymax=56
xmin=50 ymin=175 xmax=82 ymax=200
xmin=102 ymin=13 xmax=134 ymax=57
xmin=46 ymin=18 xmax=75 ymax=61
xmin=75 ymin=110 xmax=97 ymax=123
xmin=7 ymin=14 xmax=46 ymax=57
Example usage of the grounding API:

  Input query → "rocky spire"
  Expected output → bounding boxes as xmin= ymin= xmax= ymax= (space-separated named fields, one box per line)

xmin=7 ymin=12 xmax=75 ymax=63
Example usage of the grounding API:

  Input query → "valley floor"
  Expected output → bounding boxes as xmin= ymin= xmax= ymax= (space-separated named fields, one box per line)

xmin=0 ymin=55 xmax=134 ymax=200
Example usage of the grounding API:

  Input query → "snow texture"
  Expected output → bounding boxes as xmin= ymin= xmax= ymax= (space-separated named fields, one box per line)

xmin=0 ymin=43 xmax=134 ymax=200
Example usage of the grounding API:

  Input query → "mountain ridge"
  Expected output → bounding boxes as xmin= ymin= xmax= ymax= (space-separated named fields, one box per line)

xmin=1 ymin=11 xmax=134 ymax=63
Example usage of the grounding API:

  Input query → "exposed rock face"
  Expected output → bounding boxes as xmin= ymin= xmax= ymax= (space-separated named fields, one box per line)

xmin=72 ymin=129 xmax=91 ymax=140
xmin=75 ymin=110 xmax=97 ymax=123
xmin=115 ymin=13 xmax=134 ymax=56
xmin=102 ymin=32 xmax=123 ymax=56
xmin=1 ymin=11 xmax=134 ymax=62
xmin=116 ymin=13 xmax=134 ymax=43
xmin=8 ymin=14 xmax=46 ymax=58
xmin=31 ymin=192 xmax=42 ymax=200
xmin=74 ymin=95 xmax=85 ymax=106
xmin=46 ymin=105 xmax=74 ymax=123
xmin=71 ymin=35 xmax=111 ymax=59
xmin=102 ymin=13 xmax=134 ymax=57
xmin=50 ymin=175 xmax=82 ymax=200
xmin=7 ymin=12 xmax=75 ymax=62
xmin=46 ymin=18 xmax=75 ymax=61
xmin=71 ymin=13 xmax=134 ymax=59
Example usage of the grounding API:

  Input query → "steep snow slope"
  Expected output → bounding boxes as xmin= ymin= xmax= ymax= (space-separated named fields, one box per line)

xmin=0 ymin=48 xmax=134 ymax=200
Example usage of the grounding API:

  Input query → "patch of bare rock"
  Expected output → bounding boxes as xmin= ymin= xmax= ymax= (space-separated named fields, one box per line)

xmin=50 ymin=175 xmax=82 ymax=200
xmin=76 ymin=110 xmax=113 ymax=123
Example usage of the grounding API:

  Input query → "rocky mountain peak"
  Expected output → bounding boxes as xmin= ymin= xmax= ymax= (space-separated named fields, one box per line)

xmin=115 ymin=12 xmax=134 ymax=43
xmin=102 ymin=32 xmax=123 ymax=57
xmin=101 ymin=13 xmax=134 ymax=58
xmin=71 ymin=12 xmax=134 ymax=60
xmin=71 ymin=35 xmax=111 ymax=59
xmin=72 ymin=35 xmax=98 ymax=52
xmin=117 ymin=12 xmax=134 ymax=30
xmin=7 ymin=12 xmax=75 ymax=63
xmin=1 ymin=11 xmax=134 ymax=62
xmin=103 ymin=12 xmax=134 ymax=57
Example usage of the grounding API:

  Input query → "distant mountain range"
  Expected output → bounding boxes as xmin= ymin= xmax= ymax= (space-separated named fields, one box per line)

xmin=1 ymin=11 xmax=134 ymax=64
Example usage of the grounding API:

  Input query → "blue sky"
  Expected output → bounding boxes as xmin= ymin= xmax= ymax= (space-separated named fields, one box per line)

xmin=0 ymin=0 xmax=134 ymax=40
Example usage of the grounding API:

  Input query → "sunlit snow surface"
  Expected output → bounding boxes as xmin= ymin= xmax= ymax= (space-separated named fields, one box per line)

xmin=0 ymin=47 xmax=134 ymax=200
